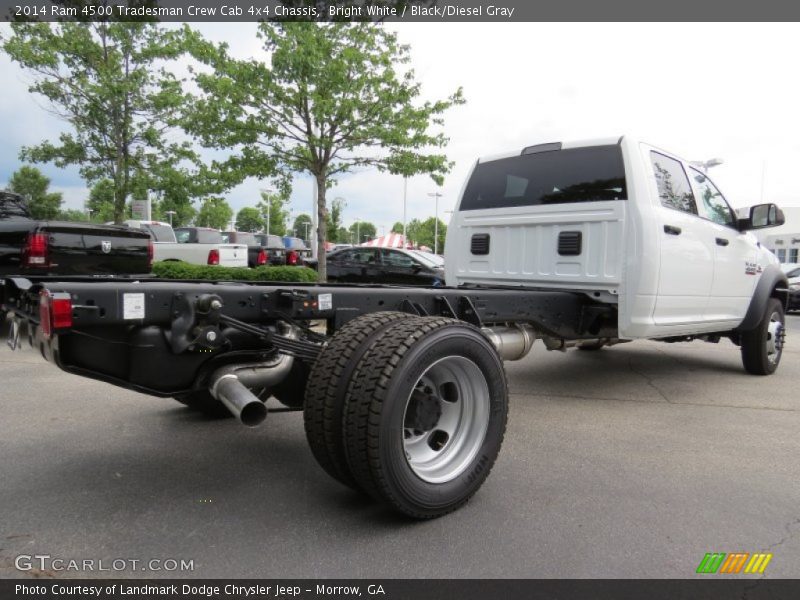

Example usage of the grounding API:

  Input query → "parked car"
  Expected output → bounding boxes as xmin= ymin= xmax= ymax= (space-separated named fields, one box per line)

xmin=221 ymin=231 xmax=267 ymax=267
xmin=409 ymin=249 xmax=444 ymax=268
xmin=172 ymin=227 xmax=248 ymax=267
xmin=253 ymin=233 xmax=286 ymax=266
xmin=0 ymin=192 xmax=152 ymax=276
xmin=781 ymin=263 xmax=800 ymax=311
xmin=326 ymin=246 xmax=445 ymax=285
xmin=283 ymin=236 xmax=312 ymax=266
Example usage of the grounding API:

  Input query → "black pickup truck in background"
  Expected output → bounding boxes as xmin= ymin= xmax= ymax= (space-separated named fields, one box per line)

xmin=0 ymin=191 xmax=152 ymax=276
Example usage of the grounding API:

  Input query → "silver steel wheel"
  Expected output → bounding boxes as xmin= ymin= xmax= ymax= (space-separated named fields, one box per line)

xmin=766 ymin=311 xmax=785 ymax=365
xmin=402 ymin=356 xmax=490 ymax=484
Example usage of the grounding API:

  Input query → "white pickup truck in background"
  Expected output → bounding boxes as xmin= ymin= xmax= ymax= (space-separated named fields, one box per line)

xmin=123 ymin=221 xmax=248 ymax=268
xmin=445 ymin=136 xmax=788 ymax=375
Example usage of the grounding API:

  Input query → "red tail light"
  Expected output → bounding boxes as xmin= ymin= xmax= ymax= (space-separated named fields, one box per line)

xmin=286 ymin=250 xmax=298 ymax=265
xmin=39 ymin=290 xmax=72 ymax=338
xmin=256 ymin=249 xmax=267 ymax=266
xmin=207 ymin=249 xmax=220 ymax=265
xmin=23 ymin=232 xmax=49 ymax=267
xmin=147 ymin=239 xmax=154 ymax=268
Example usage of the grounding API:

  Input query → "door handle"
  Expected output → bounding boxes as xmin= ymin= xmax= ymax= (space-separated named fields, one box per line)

xmin=715 ymin=238 xmax=729 ymax=247
xmin=664 ymin=225 xmax=682 ymax=235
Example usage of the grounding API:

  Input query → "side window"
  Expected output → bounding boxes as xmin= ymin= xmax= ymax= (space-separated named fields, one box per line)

xmin=383 ymin=250 xmax=415 ymax=268
xmin=650 ymin=152 xmax=697 ymax=215
xmin=690 ymin=170 xmax=735 ymax=227
xmin=175 ymin=230 xmax=191 ymax=243
xmin=348 ymin=248 xmax=377 ymax=264
xmin=786 ymin=267 xmax=800 ymax=278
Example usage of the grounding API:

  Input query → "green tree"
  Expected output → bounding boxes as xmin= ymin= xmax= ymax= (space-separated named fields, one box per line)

xmin=349 ymin=220 xmax=376 ymax=243
xmin=2 ymin=22 xmax=196 ymax=223
xmin=391 ymin=221 xmax=404 ymax=234
xmin=186 ymin=23 xmax=463 ymax=280
xmin=405 ymin=217 xmax=446 ymax=251
xmin=7 ymin=166 xmax=62 ymax=219
xmin=292 ymin=213 xmax=312 ymax=240
xmin=336 ymin=226 xmax=351 ymax=243
xmin=257 ymin=190 xmax=289 ymax=236
xmin=325 ymin=197 xmax=346 ymax=243
xmin=86 ymin=179 xmax=116 ymax=223
xmin=56 ymin=208 xmax=89 ymax=221
xmin=418 ymin=217 xmax=447 ymax=252
xmin=236 ymin=207 xmax=264 ymax=232
xmin=151 ymin=168 xmax=199 ymax=227
xmin=196 ymin=197 xmax=233 ymax=230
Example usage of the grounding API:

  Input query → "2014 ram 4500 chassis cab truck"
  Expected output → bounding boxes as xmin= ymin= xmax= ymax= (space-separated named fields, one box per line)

xmin=0 ymin=137 xmax=788 ymax=518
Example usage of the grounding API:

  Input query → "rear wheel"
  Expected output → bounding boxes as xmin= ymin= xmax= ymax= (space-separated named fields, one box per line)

xmin=303 ymin=312 xmax=413 ymax=489
xmin=342 ymin=317 xmax=508 ymax=519
xmin=741 ymin=297 xmax=785 ymax=375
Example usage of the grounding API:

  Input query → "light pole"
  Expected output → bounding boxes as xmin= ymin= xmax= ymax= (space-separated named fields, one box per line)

xmin=262 ymin=188 xmax=274 ymax=235
xmin=402 ymin=177 xmax=408 ymax=241
xmin=165 ymin=210 xmax=176 ymax=226
xmin=428 ymin=192 xmax=443 ymax=254
xmin=689 ymin=158 xmax=724 ymax=174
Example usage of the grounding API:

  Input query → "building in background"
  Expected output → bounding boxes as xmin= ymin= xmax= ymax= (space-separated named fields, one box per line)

xmin=755 ymin=206 xmax=800 ymax=264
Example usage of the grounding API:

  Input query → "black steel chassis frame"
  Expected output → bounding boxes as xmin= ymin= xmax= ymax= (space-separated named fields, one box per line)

xmin=1 ymin=276 xmax=618 ymax=398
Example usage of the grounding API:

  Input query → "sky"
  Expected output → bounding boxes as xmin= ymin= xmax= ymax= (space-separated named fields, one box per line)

xmin=1 ymin=22 xmax=799 ymax=235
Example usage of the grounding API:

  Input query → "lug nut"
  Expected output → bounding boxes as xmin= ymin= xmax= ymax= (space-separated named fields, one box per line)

xmin=210 ymin=300 xmax=222 ymax=310
xmin=206 ymin=331 xmax=218 ymax=342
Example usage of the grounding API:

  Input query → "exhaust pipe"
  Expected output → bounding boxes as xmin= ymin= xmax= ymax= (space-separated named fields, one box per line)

xmin=212 ymin=375 xmax=269 ymax=427
xmin=209 ymin=351 xmax=295 ymax=427
xmin=482 ymin=324 xmax=537 ymax=361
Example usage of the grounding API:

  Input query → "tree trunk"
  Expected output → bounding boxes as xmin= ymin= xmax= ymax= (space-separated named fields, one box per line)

xmin=316 ymin=173 xmax=328 ymax=282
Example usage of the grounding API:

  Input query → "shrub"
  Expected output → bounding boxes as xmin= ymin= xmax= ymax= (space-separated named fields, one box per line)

xmin=152 ymin=261 xmax=318 ymax=283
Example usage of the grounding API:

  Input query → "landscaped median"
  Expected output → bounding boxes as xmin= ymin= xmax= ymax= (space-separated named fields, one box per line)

xmin=152 ymin=261 xmax=318 ymax=283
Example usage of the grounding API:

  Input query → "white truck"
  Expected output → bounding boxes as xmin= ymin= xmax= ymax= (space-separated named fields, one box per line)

xmin=446 ymin=136 xmax=787 ymax=375
xmin=123 ymin=221 xmax=248 ymax=268
xmin=1 ymin=136 xmax=788 ymax=519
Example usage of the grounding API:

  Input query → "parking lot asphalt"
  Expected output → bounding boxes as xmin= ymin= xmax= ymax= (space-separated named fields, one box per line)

xmin=1 ymin=317 xmax=798 ymax=579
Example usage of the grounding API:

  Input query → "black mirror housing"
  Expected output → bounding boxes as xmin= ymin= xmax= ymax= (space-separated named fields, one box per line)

xmin=739 ymin=203 xmax=785 ymax=231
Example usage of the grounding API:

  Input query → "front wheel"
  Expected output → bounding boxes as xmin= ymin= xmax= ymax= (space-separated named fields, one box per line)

xmin=741 ymin=297 xmax=785 ymax=375
xmin=342 ymin=317 xmax=508 ymax=519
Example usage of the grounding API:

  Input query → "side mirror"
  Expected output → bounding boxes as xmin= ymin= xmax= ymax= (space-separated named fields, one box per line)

xmin=739 ymin=203 xmax=785 ymax=231
xmin=411 ymin=264 xmax=422 ymax=273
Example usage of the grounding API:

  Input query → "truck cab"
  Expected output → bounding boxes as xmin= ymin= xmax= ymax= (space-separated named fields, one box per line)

xmin=444 ymin=136 xmax=785 ymax=340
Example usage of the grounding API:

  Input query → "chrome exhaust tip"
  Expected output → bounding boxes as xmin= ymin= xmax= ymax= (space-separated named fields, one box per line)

xmin=211 ymin=374 xmax=268 ymax=427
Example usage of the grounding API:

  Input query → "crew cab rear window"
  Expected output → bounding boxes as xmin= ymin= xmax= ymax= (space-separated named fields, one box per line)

xmin=235 ymin=233 xmax=257 ymax=245
xmin=459 ymin=145 xmax=627 ymax=211
xmin=176 ymin=228 xmax=223 ymax=244
xmin=197 ymin=230 xmax=223 ymax=244
xmin=140 ymin=223 xmax=176 ymax=243
xmin=650 ymin=152 xmax=698 ymax=215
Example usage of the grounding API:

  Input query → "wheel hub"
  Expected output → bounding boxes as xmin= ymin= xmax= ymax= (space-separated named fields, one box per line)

xmin=405 ymin=388 xmax=442 ymax=433
xmin=401 ymin=356 xmax=491 ymax=484
xmin=766 ymin=312 xmax=785 ymax=363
